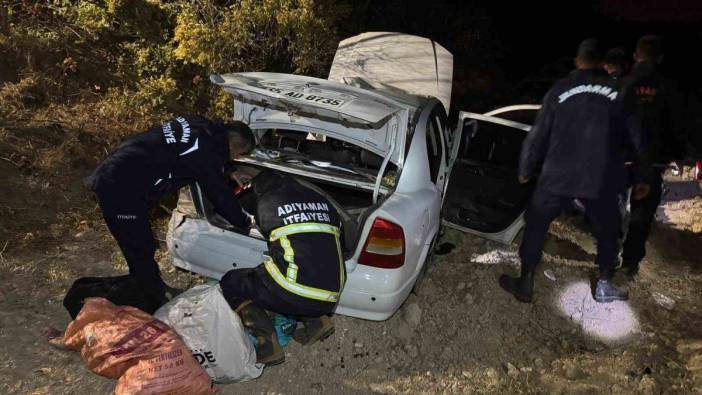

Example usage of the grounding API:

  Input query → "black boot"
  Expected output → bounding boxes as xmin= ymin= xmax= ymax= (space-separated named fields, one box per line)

xmin=236 ymin=300 xmax=285 ymax=365
xmin=499 ymin=267 xmax=534 ymax=303
xmin=293 ymin=315 xmax=334 ymax=345
xmin=593 ymin=279 xmax=629 ymax=303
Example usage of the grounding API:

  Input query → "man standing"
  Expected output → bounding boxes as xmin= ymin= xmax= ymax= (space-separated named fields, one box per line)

xmin=88 ymin=116 xmax=255 ymax=302
xmin=220 ymin=170 xmax=346 ymax=365
xmin=620 ymin=35 xmax=686 ymax=277
xmin=499 ymin=39 xmax=649 ymax=303
xmin=603 ymin=47 xmax=630 ymax=80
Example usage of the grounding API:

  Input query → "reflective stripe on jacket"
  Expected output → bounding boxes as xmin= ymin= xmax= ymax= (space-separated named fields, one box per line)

xmin=253 ymin=172 xmax=346 ymax=302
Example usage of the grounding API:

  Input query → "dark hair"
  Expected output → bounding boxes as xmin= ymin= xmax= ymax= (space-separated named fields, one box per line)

xmin=604 ymin=47 xmax=627 ymax=66
xmin=223 ymin=121 xmax=255 ymax=151
xmin=252 ymin=169 xmax=286 ymax=196
xmin=576 ymin=38 xmax=603 ymax=64
xmin=636 ymin=35 xmax=663 ymax=63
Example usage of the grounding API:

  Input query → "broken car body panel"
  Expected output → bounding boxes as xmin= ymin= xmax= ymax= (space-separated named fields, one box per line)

xmin=328 ymin=32 xmax=454 ymax=115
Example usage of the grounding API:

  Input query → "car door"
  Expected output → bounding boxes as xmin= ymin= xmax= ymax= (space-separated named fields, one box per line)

xmin=441 ymin=106 xmax=540 ymax=244
xmin=428 ymin=106 xmax=450 ymax=195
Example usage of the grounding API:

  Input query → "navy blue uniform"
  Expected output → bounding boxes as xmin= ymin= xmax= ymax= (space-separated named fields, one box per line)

xmin=621 ymin=62 xmax=685 ymax=268
xmin=518 ymin=69 xmax=647 ymax=277
xmin=520 ymin=69 xmax=646 ymax=198
xmin=89 ymin=116 xmax=250 ymax=293
xmin=221 ymin=172 xmax=345 ymax=318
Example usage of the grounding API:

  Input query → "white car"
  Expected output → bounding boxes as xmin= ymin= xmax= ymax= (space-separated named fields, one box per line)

xmin=167 ymin=32 xmax=538 ymax=321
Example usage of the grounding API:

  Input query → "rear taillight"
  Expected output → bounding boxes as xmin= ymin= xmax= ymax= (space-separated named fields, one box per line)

xmin=358 ymin=218 xmax=405 ymax=269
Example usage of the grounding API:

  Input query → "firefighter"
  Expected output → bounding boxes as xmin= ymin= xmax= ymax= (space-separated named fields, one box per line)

xmin=88 ymin=116 xmax=255 ymax=303
xmin=499 ymin=39 xmax=650 ymax=304
xmin=220 ymin=170 xmax=345 ymax=365
xmin=620 ymin=35 xmax=686 ymax=277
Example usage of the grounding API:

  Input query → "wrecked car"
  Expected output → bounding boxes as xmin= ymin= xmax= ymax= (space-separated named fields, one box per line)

xmin=167 ymin=32 xmax=538 ymax=320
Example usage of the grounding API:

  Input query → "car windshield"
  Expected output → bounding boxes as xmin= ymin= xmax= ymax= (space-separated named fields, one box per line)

xmin=248 ymin=129 xmax=398 ymax=188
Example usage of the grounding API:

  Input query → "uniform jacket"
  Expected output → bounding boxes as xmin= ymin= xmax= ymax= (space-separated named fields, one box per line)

xmin=519 ymin=69 xmax=647 ymax=199
xmin=253 ymin=173 xmax=345 ymax=296
xmin=88 ymin=115 xmax=250 ymax=228
xmin=623 ymin=62 xmax=685 ymax=166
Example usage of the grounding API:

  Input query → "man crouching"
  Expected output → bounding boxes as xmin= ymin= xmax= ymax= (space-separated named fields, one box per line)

xmin=220 ymin=170 xmax=346 ymax=365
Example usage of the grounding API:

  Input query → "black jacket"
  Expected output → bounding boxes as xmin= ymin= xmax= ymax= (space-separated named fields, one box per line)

xmin=519 ymin=69 xmax=647 ymax=199
xmin=253 ymin=172 xmax=345 ymax=296
xmin=623 ymin=62 xmax=685 ymax=166
xmin=89 ymin=115 xmax=250 ymax=228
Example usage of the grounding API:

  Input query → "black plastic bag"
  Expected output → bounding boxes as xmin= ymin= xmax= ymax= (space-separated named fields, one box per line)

xmin=63 ymin=275 xmax=165 ymax=319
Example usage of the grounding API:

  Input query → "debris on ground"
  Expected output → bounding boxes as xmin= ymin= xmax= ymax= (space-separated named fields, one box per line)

xmin=651 ymin=291 xmax=676 ymax=310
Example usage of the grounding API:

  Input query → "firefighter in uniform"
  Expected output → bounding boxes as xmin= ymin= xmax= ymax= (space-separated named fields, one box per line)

xmin=499 ymin=39 xmax=650 ymax=303
xmin=220 ymin=170 xmax=345 ymax=365
xmin=88 ymin=116 xmax=255 ymax=302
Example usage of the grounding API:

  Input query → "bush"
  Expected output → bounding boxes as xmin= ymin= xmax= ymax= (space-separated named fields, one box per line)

xmin=0 ymin=0 xmax=349 ymax=149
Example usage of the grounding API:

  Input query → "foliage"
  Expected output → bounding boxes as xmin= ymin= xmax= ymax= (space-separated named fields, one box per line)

xmin=173 ymin=0 xmax=348 ymax=76
xmin=0 ymin=0 xmax=349 ymax=148
xmin=0 ymin=0 xmax=502 ymax=155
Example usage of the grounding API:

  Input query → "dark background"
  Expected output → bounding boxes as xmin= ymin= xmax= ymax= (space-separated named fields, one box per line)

xmin=341 ymin=0 xmax=702 ymax=112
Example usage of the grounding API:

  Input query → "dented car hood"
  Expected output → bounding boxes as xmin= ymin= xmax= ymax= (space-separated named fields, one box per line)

xmin=328 ymin=32 xmax=453 ymax=114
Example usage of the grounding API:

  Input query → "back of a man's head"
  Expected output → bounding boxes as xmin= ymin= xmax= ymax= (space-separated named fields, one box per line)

xmin=635 ymin=35 xmax=663 ymax=64
xmin=252 ymin=169 xmax=287 ymax=197
xmin=223 ymin=121 xmax=256 ymax=156
xmin=575 ymin=38 xmax=603 ymax=69
xmin=603 ymin=47 xmax=629 ymax=77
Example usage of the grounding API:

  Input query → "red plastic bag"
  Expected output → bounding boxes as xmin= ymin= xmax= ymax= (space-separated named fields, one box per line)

xmin=63 ymin=297 xmax=215 ymax=394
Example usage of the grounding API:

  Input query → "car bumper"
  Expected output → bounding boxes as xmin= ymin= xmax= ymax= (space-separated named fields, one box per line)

xmin=168 ymin=212 xmax=416 ymax=321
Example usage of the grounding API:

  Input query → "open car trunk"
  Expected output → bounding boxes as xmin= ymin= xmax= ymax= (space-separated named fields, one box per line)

xmin=192 ymin=167 xmax=378 ymax=259
xmin=442 ymin=108 xmax=538 ymax=243
xmin=186 ymin=126 xmax=394 ymax=258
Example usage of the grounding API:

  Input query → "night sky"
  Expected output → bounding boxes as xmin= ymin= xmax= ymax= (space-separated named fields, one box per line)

xmin=343 ymin=0 xmax=702 ymax=113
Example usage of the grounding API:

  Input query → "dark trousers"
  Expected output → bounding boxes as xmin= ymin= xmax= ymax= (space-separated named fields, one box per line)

xmin=220 ymin=265 xmax=336 ymax=318
xmin=95 ymin=186 xmax=165 ymax=294
xmin=621 ymin=171 xmax=663 ymax=266
xmin=519 ymin=187 xmax=620 ymax=279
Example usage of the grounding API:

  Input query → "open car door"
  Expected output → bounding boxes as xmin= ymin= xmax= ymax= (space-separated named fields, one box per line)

xmin=442 ymin=105 xmax=540 ymax=244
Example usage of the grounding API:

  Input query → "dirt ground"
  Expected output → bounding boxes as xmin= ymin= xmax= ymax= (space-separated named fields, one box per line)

xmin=1 ymin=126 xmax=702 ymax=394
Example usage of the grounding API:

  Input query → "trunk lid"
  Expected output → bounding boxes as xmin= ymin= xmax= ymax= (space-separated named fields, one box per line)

xmin=211 ymin=72 xmax=410 ymax=165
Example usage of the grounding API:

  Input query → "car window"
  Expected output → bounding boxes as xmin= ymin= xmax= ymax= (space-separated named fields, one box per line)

xmin=461 ymin=122 xmax=527 ymax=169
xmin=426 ymin=118 xmax=443 ymax=183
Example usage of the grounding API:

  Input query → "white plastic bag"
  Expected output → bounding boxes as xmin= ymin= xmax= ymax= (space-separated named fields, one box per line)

xmin=155 ymin=283 xmax=263 ymax=383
